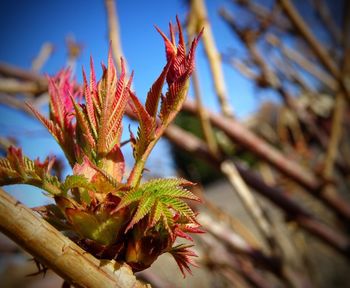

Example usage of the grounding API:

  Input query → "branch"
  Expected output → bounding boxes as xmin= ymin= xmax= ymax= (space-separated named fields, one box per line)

xmin=182 ymin=100 xmax=350 ymax=221
xmin=104 ymin=0 xmax=126 ymax=73
xmin=0 ymin=188 xmax=150 ymax=288
xmin=189 ymin=0 xmax=234 ymax=117
xmin=266 ymin=34 xmax=337 ymax=91
xmin=277 ymin=0 xmax=338 ymax=77
xmin=278 ymin=0 xmax=350 ymax=102
xmin=164 ymin=125 xmax=350 ymax=258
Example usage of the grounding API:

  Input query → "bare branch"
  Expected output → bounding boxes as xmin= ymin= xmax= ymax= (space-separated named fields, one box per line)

xmin=189 ymin=0 xmax=234 ymax=117
xmin=105 ymin=0 xmax=126 ymax=73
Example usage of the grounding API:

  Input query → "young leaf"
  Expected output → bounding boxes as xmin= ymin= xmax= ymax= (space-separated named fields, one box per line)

xmin=61 ymin=175 xmax=94 ymax=194
xmin=0 ymin=147 xmax=61 ymax=195
xmin=157 ymin=16 xmax=202 ymax=124
xmin=144 ymin=60 xmax=172 ymax=118
xmin=116 ymin=178 xmax=200 ymax=232
xmin=168 ymin=244 xmax=198 ymax=277
xmin=129 ymin=91 xmax=155 ymax=160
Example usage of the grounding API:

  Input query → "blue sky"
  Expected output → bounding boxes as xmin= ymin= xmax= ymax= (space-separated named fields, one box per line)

xmin=0 ymin=0 xmax=279 ymax=206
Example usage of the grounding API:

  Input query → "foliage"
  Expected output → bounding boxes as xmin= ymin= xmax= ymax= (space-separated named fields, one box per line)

xmin=0 ymin=17 xmax=202 ymax=277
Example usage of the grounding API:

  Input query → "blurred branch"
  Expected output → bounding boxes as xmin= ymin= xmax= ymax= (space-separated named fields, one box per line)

xmin=183 ymin=101 xmax=317 ymax=190
xmin=0 ymin=93 xmax=34 ymax=115
xmin=220 ymin=8 xmax=330 ymax=149
xmin=277 ymin=0 xmax=338 ymax=77
xmin=266 ymin=34 xmax=337 ymax=91
xmin=189 ymin=0 xmax=234 ymax=118
xmin=0 ymin=78 xmax=43 ymax=95
xmin=0 ymin=62 xmax=47 ymax=84
xmin=321 ymin=6 xmax=350 ymax=203
xmin=233 ymin=0 xmax=291 ymax=31
xmin=164 ymin=124 xmax=350 ymax=258
xmin=105 ymin=0 xmax=126 ymax=73
xmin=188 ymin=2 xmax=278 ymax=252
xmin=199 ymin=214 xmax=313 ymax=287
xmin=183 ymin=101 xmax=350 ymax=221
xmin=220 ymin=160 xmax=277 ymax=252
xmin=204 ymin=199 xmax=262 ymax=249
xmin=323 ymin=92 xmax=345 ymax=181
xmin=198 ymin=214 xmax=280 ymax=273
xmin=309 ymin=0 xmax=342 ymax=46
xmin=0 ymin=188 xmax=149 ymax=288
xmin=200 ymin=233 xmax=275 ymax=288
xmin=190 ymin=62 xmax=219 ymax=155
xmin=278 ymin=0 xmax=350 ymax=102
xmin=31 ymin=42 xmax=54 ymax=73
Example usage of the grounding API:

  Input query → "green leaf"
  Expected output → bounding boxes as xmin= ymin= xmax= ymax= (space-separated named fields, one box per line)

xmin=0 ymin=147 xmax=62 ymax=195
xmin=126 ymin=194 xmax=154 ymax=231
xmin=117 ymin=178 xmax=200 ymax=232
xmin=61 ymin=175 xmax=94 ymax=194
xmin=116 ymin=188 xmax=144 ymax=210
xmin=141 ymin=178 xmax=199 ymax=201
xmin=160 ymin=196 xmax=195 ymax=219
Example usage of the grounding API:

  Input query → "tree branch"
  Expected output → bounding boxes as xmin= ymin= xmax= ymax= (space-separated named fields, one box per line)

xmin=0 ymin=188 xmax=150 ymax=288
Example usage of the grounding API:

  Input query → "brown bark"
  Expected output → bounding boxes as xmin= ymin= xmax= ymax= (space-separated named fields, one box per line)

xmin=0 ymin=188 xmax=150 ymax=288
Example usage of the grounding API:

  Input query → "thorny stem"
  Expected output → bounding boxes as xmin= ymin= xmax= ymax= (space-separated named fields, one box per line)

xmin=0 ymin=188 xmax=150 ymax=288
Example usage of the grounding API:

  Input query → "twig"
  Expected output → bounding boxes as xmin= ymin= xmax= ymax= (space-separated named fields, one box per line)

xmin=200 ymin=233 xmax=273 ymax=288
xmin=323 ymin=92 xmax=345 ymax=180
xmin=220 ymin=160 xmax=277 ymax=252
xmin=0 ymin=93 xmax=34 ymax=116
xmin=266 ymin=34 xmax=337 ymax=91
xmin=233 ymin=0 xmax=291 ymax=32
xmin=66 ymin=35 xmax=83 ymax=73
xmin=204 ymin=199 xmax=262 ymax=249
xmin=0 ymin=188 xmax=150 ymax=288
xmin=105 ymin=0 xmax=126 ymax=73
xmin=278 ymin=0 xmax=350 ymax=102
xmin=323 ymin=3 xmax=350 ymax=180
xmin=183 ymin=101 xmax=350 ymax=221
xmin=199 ymin=214 xmax=313 ymax=287
xmin=190 ymin=62 xmax=219 ymax=155
xmin=277 ymin=0 xmax=338 ymax=77
xmin=0 ymin=78 xmax=42 ymax=95
xmin=309 ymin=0 xmax=342 ymax=46
xmin=189 ymin=0 xmax=234 ymax=118
xmin=183 ymin=101 xmax=318 ymax=190
xmin=189 ymin=2 xmax=278 ymax=253
xmin=225 ymin=56 xmax=258 ymax=80
xmin=321 ymin=5 xmax=349 ymax=202
xmin=198 ymin=214 xmax=280 ymax=271
xmin=31 ymin=42 xmax=54 ymax=73
xmin=164 ymin=124 xmax=350 ymax=257
xmin=0 ymin=62 xmax=47 ymax=84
